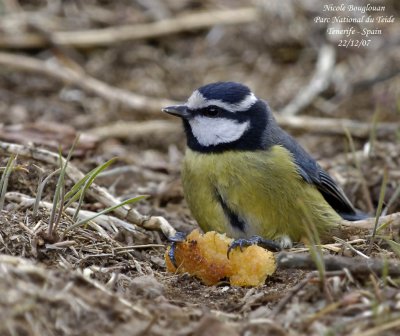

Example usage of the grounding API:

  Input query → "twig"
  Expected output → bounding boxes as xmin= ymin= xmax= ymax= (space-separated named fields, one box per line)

xmin=0 ymin=52 xmax=174 ymax=114
xmin=87 ymin=120 xmax=182 ymax=142
xmin=88 ymin=118 xmax=399 ymax=142
xmin=333 ymin=237 xmax=369 ymax=259
xmin=0 ymin=52 xmax=399 ymax=140
xmin=277 ymin=252 xmax=400 ymax=276
xmin=269 ymin=271 xmax=318 ymax=317
xmin=0 ymin=7 xmax=258 ymax=48
xmin=274 ymin=115 xmax=399 ymax=139
xmin=280 ymin=44 xmax=336 ymax=116
xmin=338 ymin=212 xmax=400 ymax=234
xmin=0 ymin=141 xmax=176 ymax=239
xmin=290 ymin=238 xmax=366 ymax=254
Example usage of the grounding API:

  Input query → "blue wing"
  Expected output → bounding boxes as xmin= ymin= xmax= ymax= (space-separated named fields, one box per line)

xmin=269 ymin=124 xmax=366 ymax=221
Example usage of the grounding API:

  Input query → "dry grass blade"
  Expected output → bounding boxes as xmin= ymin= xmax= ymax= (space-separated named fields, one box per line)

xmin=344 ymin=127 xmax=374 ymax=213
xmin=367 ymin=168 xmax=388 ymax=255
xmin=48 ymin=136 xmax=80 ymax=237
xmin=62 ymin=195 xmax=147 ymax=236
xmin=367 ymin=108 xmax=380 ymax=155
xmin=33 ymin=168 xmax=60 ymax=217
xmin=333 ymin=237 xmax=369 ymax=259
xmin=382 ymin=182 xmax=400 ymax=216
xmin=297 ymin=200 xmax=326 ymax=287
xmin=0 ymin=154 xmax=17 ymax=210
xmin=351 ymin=317 xmax=400 ymax=336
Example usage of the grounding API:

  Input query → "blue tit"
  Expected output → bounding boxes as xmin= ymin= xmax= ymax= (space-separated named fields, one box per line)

xmin=163 ymin=82 xmax=365 ymax=248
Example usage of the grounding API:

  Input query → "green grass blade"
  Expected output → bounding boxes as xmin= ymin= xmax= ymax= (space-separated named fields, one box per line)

xmin=48 ymin=135 xmax=80 ymax=236
xmin=72 ymin=157 xmax=117 ymax=221
xmin=53 ymin=182 xmax=66 ymax=232
xmin=382 ymin=182 xmax=400 ymax=216
xmin=48 ymin=150 xmax=65 ymax=234
xmin=63 ymin=168 xmax=95 ymax=205
xmin=367 ymin=108 xmax=380 ymax=155
xmin=344 ymin=127 xmax=374 ymax=213
xmin=296 ymin=199 xmax=326 ymax=283
xmin=386 ymin=239 xmax=400 ymax=258
xmin=63 ymin=195 xmax=147 ymax=235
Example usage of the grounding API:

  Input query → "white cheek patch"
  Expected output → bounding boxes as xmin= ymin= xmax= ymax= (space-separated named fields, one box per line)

xmin=186 ymin=90 xmax=257 ymax=113
xmin=189 ymin=116 xmax=250 ymax=146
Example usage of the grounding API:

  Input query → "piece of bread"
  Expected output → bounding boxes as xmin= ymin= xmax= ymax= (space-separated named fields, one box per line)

xmin=165 ymin=230 xmax=276 ymax=286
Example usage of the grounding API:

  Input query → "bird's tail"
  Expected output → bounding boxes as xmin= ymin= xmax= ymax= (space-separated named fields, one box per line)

xmin=339 ymin=210 xmax=369 ymax=221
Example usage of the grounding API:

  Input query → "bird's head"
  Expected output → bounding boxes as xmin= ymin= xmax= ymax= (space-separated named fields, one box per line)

xmin=163 ymin=82 xmax=270 ymax=153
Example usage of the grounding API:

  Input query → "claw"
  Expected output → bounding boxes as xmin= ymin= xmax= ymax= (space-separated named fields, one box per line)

xmin=168 ymin=242 xmax=179 ymax=268
xmin=167 ymin=231 xmax=188 ymax=268
xmin=227 ymin=235 xmax=281 ymax=258
xmin=168 ymin=231 xmax=188 ymax=243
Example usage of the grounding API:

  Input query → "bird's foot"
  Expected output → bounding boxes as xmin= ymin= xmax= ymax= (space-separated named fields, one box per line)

xmin=227 ymin=235 xmax=281 ymax=258
xmin=167 ymin=231 xmax=188 ymax=268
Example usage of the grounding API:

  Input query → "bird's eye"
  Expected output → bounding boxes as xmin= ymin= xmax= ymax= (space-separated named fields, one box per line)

xmin=203 ymin=106 xmax=220 ymax=117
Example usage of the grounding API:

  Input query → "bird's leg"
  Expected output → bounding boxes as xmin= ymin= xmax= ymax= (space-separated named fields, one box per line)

xmin=227 ymin=235 xmax=281 ymax=258
xmin=167 ymin=231 xmax=188 ymax=268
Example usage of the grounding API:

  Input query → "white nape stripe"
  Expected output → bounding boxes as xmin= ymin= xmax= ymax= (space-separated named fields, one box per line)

xmin=189 ymin=116 xmax=250 ymax=146
xmin=186 ymin=90 xmax=257 ymax=112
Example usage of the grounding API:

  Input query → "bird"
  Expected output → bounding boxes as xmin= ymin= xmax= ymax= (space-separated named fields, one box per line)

xmin=162 ymin=81 xmax=366 ymax=251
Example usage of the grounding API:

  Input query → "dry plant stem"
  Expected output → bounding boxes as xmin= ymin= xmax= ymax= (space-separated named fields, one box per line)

xmin=344 ymin=128 xmax=374 ymax=213
xmin=275 ymin=115 xmax=399 ymax=139
xmin=88 ymin=120 xmax=182 ymax=141
xmin=6 ymin=191 xmax=147 ymax=237
xmin=0 ymin=52 xmax=399 ymax=140
xmin=0 ymin=8 xmax=258 ymax=48
xmin=0 ymin=51 xmax=398 ymax=141
xmin=340 ymin=212 xmax=400 ymax=231
xmin=0 ymin=52 xmax=175 ymax=114
xmin=88 ymin=118 xmax=399 ymax=144
xmin=0 ymin=141 xmax=176 ymax=239
xmin=269 ymin=271 xmax=324 ymax=317
xmin=328 ymin=214 xmax=400 ymax=244
xmin=277 ymin=252 xmax=400 ymax=276
xmin=281 ymin=44 xmax=336 ymax=116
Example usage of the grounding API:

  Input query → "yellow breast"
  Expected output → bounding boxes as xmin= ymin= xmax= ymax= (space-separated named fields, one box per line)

xmin=181 ymin=146 xmax=340 ymax=242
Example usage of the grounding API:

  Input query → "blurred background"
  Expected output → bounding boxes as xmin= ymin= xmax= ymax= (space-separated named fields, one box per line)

xmin=0 ymin=1 xmax=400 ymax=335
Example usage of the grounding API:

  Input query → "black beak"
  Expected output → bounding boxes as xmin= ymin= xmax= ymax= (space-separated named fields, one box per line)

xmin=162 ymin=105 xmax=190 ymax=119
